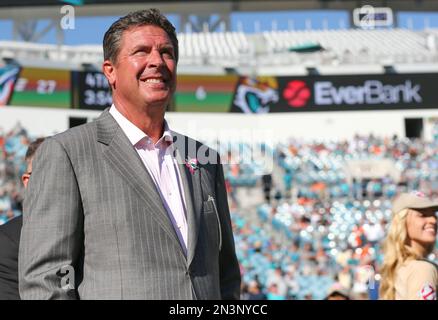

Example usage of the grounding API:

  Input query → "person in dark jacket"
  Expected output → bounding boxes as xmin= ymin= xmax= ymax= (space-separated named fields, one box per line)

xmin=0 ymin=137 xmax=45 ymax=300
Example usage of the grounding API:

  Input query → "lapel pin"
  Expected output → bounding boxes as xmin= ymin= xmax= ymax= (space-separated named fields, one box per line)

xmin=185 ymin=158 xmax=198 ymax=175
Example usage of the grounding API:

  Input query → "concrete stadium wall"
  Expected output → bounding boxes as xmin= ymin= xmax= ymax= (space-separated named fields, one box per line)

xmin=1 ymin=106 xmax=438 ymax=143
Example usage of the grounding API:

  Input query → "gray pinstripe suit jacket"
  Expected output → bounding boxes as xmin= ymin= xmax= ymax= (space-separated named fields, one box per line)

xmin=18 ymin=109 xmax=241 ymax=300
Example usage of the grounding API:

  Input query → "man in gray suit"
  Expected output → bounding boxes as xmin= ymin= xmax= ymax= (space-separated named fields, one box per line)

xmin=19 ymin=9 xmax=241 ymax=300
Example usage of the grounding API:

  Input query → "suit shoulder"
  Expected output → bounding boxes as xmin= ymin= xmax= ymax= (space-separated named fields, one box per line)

xmin=51 ymin=121 xmax=97 ymax=145
xmin=32 ymin=122 xmax=98 ymax=165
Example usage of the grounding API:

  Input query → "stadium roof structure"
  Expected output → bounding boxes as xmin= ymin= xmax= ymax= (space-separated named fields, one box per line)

xmin=1 ymin=0 xmax=438 ymax=18
xmin=2 ymin=27 xmax=438 ymax=74
xmin=1 ymin=0 xmax=438 ymax=68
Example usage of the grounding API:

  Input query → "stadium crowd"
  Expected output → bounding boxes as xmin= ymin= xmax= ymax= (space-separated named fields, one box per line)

xmin=1 ymin=124 xmax=438 ymax=300
xmin=224 ymin=134 xmax=438 ymax=300
xmin=0 ymin=123 xmax=30 ymax=225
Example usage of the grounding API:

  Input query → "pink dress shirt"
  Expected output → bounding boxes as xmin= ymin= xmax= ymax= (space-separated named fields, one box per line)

xmin=109 ymin=105 xmax=189 ymax=253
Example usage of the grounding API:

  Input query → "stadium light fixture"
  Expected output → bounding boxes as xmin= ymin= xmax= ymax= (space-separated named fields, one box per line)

xmin=306 ymin=67 xmax=319 ymax=76
xmin=383 ymin=65 xmax=396 ymax=74
xmin=224 ymin=67 xmax=238 ymax=75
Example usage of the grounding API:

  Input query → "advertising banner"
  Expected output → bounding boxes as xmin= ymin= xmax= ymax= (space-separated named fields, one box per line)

xmin=174 ymin=75 xmax=238 ymax=112
xmin=8 ymin=67 xmax=71 ymax=108
xmin=230 ymin=73 xmax=438 ymax=113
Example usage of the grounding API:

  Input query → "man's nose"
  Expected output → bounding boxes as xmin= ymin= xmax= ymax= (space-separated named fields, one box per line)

xmin=148 ymin=49 xmax=165 ymax=67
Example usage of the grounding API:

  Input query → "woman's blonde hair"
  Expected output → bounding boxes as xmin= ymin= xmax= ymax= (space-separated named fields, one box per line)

xmin=379 ymin=208 xmax=433 ymax=299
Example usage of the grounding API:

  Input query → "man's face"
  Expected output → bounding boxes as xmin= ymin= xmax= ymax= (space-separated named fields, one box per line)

xmin=104 ymin=25 xmax=177 ymax=111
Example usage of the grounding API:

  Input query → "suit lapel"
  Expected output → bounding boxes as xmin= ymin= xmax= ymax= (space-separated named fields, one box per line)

xmin=96 ymin=110 xmax=182 ymax=251
xmin=172 ymin=133 xmax=202 ymax=266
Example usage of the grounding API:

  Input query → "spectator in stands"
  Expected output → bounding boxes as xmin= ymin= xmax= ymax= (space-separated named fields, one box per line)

xmin=262 ymin=173 xmax=273 ymax=203
xmin=265 ymin=266 xmax=288 ymax=298
xmin=283 ymin=168 xmax=292 ymax=199
xmin=288 ymin=242 xmax=300 ymax=263
xmin=380 ymin=192 xmax=438 ymax=300
xmin=19 ymin=9 xmax=240 ymax=300
xmin=352 ymin=264 xmax=374 ymax=299
xmin=315 ymin=246 xmax=329 ymax=269
xmin=363 ymin=220 xmax=385 ymax=247
xmin=273 ymin=189 xmax=283 ymax=204
xmin=246 ymin=280 xmax=267 ymax=300
xmin=266 ymin=283 xmax=286 ymax=300
xmin=0 ymin=137 xmax=45 ymax=300
xmin=301 ymin=242 xmax=316 ymax=262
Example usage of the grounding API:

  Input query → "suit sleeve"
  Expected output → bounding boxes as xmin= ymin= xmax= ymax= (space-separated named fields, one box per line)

xmin=215 ymin=155 xmax=241 ymax=300
xmin=406 ymin=261 xmax=437 ymax=300
xmin=19 ymin=138 xmax=83 ymax=300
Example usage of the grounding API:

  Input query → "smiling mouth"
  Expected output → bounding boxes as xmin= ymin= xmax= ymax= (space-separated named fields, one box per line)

xmin=424 ymin=227 xmax=437 ymax=234
xmin=144 ymin=78 xmax=165 ymax=84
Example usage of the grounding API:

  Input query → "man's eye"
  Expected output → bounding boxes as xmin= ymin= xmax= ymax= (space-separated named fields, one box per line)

xmin=163 ymin=51 xmax=174 ymax=59
xmin=132 ymin=48 xmax=149 ymax=55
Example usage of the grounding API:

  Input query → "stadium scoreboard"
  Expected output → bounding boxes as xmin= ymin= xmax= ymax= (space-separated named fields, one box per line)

xmin=73 ymin=71 xmax=112 ymax=110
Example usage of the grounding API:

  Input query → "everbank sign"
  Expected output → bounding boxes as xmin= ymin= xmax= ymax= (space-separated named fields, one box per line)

xmin=314 ymin=80 xmax=422 ymax=105
xmin=235 ymin=73 xmax=437 ymax=113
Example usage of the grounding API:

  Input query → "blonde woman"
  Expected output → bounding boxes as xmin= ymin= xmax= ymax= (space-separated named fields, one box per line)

xmin=380 ymin=191 xmax=438 ymax=300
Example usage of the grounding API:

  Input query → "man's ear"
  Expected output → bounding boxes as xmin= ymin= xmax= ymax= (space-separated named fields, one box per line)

xmin=102 ymin=60 xmax=116 ymax=89
xmin=22 ymin=173 xmax=30 ymax=188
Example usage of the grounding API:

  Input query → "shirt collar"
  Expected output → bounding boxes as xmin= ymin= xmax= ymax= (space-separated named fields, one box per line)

xmin=162 ymin=120 xmax=174 ymax=144
xmin=109 ymin=104 xmax=173 ymax=147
